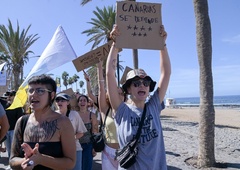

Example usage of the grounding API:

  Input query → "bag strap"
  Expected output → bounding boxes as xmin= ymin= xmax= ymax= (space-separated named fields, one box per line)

xmin=20 ymin=114 xmax=30 ymax=142
xmin=66 ymin=110 xmax=70 ymax=117
xmin=102 ymin=107 xmax=110 ymax=127
xmin=97 ymin=106 xmax=110 ymax=133
xmin=132 ymin=104 xmax=147 ymax=147
xmin=94 ymin=96 xmax=99 ymax=108
xmin=89 ymin=111 xmax=92 ymax=120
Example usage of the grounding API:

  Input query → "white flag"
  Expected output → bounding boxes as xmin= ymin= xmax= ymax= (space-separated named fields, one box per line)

xmin=23 ymin=25 xmax=77 ymax=87
xmin=8 ymin=25 xmax=77 ymax=109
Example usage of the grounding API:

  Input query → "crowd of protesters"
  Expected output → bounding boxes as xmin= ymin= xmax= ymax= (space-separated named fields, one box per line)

xmin=0 ymin=23 xmax=170 ymax=170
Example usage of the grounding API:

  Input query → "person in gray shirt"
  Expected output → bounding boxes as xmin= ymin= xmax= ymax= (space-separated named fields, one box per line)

xmin=106 ymin=25 xmax=171 ymax=170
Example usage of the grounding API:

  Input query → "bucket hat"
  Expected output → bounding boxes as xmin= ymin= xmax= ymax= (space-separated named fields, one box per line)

xmin=122 ymin=69 xmax=156 ymax=94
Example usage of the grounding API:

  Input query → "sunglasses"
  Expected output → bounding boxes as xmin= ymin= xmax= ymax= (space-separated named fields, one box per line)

xmin=27 ymin=88 xmax=52 ymax=96
xmin=132 ymin=79 xmax=151 ymax=87
xmin=55 ymin=98 xmax=68 ymax=103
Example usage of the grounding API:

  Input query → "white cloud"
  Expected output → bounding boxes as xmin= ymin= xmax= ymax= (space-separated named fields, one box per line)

xmin=222 ymin=34 xmax=240 ymax=43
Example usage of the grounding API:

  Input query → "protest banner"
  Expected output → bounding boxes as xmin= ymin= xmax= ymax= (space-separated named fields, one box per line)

xmin=73 ymin=41 xmax=121 ymax=72
xmin=61 ymin=88 xmax=79 ymax=110
xmin=116 ymin=1 xmax=164 ymax=50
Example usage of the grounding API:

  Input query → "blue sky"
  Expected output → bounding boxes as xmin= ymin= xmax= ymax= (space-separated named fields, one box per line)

xmin=1 ymin=0 xmax=240 ymax=98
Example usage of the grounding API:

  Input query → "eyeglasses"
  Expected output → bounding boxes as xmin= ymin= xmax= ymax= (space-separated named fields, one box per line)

xmin=27 ymin=88 xmax=52 ymax=96
xmin=132 ymin=79 xmax=151 ymax=87
xmin=55 ymin=98 xmax=67 ymax=103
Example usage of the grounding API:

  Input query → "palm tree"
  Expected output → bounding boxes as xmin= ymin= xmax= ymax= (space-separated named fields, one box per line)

xmin=80 ymin=0 xmax=91 ymax=6
xmin=72 ymin=74 xmax=80 ymax=91
xmin=0 ymin=19 xmax=39 ymax=90
xmin=82 ymin=6 xmax=116 ymax=94
xmin=82 ymin=6 xmax=115 ymax=49
xmin=62 ymin=71 xmax=69 ymax=89
xmin=80 ymin=0 xmax=139 ymax=69
xmin=193 ymin=0 xmax=215 ymax=167
xmin=68 ymin=77 xmax=74 ymax=89
xmin=79 ymin=80 xmax=84 ymax=93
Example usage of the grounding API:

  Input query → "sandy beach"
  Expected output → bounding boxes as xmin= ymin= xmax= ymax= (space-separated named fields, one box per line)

xmin=161 ymin=107 xmax=240 ymax=169
xmin=162 ymin=107 xmax=240 ymax=128
xmin=1 ymin=107 xmax=239 ymax=169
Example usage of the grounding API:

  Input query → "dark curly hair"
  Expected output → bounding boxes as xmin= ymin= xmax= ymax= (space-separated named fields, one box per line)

xmin=28 ymin=74 xmax=56 ymax=106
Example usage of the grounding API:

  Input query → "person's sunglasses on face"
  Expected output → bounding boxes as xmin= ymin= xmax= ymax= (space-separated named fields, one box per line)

xmin=131 ymin=79 xmax=151 ymax=87
xmin=55 ymin=98 xmax=67 ymax=103
xmin=27 ymin=88 xmax=52 ymax=96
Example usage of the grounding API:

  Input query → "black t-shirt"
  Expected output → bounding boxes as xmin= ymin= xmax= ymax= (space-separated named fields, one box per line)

xmin=6 ymin=107 xmax=24 ymax=130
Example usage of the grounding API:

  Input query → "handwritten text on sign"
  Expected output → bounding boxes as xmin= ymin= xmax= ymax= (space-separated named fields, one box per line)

xmin=72 ymin=41 xmax=119 ymax=72
xmin=116 ymin=1 xmax=164 ymax=50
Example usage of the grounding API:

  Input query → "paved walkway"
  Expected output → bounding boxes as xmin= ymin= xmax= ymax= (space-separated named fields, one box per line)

xmin=0 ymin=151 xmax=102 ymax=170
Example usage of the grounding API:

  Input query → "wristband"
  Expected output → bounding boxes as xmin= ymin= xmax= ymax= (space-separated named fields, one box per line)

xmin=27 ymin=160 xmax=34 ymax=166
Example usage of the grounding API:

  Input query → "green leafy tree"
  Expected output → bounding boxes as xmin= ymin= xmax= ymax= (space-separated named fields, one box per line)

xmin=62 ymin=71 xmax=69 ymax=89
xmin=72 ymin=74 xmax=80 ymax=91
xmin=80 ymin=0 xmax=139 ymax=69
xmin=0 ymin=19 xmax=39 ymax=90
xmin=80 ymin=0 xmax=91 ymax=6
xmin=82 ymin=6 xmax=116 ymax=94
xmin=82 ymin=6 xmax=115 ymax=49
xmin=68 ymin=77 xmax=74 ymax=89
xmin=79 ymin=80 xmax=84 ymax=94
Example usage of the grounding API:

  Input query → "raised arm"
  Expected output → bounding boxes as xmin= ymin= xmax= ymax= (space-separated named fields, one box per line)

xmin=158 ymin=25 xmax=171 ymax=103
xmin=0 ymin=117 xmax=9 ymax=142
xmin=83 ymin=70 xmax=98 ymax=104
xmin=97 ymin=60 xmax=109 ymax=114
xmin=106 ymin=25 xmax=122 ymax=112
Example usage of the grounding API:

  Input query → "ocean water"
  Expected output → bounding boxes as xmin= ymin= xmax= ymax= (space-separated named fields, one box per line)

xmin=173 ymin=95 xmax=240 ymax=107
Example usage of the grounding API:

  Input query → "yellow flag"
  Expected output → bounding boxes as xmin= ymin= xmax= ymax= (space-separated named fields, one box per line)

xmin=7 ymin=85 xmax=28 ymax=110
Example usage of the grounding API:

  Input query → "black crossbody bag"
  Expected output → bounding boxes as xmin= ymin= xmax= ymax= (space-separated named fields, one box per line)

xmin=115 ymin=105 xmax=147 ymax=169
xmin=91 ymin=107 xmax=110 ymax=152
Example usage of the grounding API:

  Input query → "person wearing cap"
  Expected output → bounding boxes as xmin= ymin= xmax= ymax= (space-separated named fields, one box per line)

xmin=83 ymin=72 xmax=101 ymax=124
xmin=10 ymin=74 xmax=76 ymax=170
xmin=78 ymin=94 xmax=98 ymax=170
xmin=106 ymin=25 xmax=171 ymax=170
xmin=55 ymin=92 xmax=87 ymax=170
xmin=4 ymin=90 xmax=24 ymax=164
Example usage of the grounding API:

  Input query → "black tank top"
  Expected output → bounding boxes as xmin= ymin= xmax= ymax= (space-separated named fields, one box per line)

xmin=26 ymin=141 xmax=63 ymax=170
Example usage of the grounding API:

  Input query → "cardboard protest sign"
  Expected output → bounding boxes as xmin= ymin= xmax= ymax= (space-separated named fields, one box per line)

xmin=116 ymin=1 xmax=163 ymax=50
xmin=73 ymin=41 xmax=121 ymax=72
xmin=60 ymin=88 xmax=79 ymax=110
